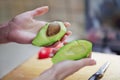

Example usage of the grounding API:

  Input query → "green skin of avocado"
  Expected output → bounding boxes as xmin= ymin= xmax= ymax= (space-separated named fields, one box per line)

xmin=52 ymin=40 xmax=92 ymax=64
xmin=32 ymin=22 xmax=67 ymax=47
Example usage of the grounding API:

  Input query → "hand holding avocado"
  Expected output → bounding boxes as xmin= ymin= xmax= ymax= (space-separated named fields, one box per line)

xmin=32 ymin=21 xmax=93 ymax=64
xmin=32 ymin=21 xmax=67 ymax=47
xmin=0 ymin=6 xmax=96 ymax=80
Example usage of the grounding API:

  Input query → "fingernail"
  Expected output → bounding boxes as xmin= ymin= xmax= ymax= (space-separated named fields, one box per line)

xmin=67 ymin=31 xmax=72 ymax=35
xmin=64 ymin=22 xmax=71 ymax=27
xmin=49 ymin=53 xmax=54 ymax=57
xmin=89 ymin=59 xmax=96 ymax=65
xmin=35 ymin=6 xmax=48 ymax=11
xmin=41 ymin=6 xmax=48 ymax=9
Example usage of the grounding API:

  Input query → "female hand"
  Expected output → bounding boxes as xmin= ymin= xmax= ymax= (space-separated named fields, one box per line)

xmin=34 ymin=58 xmax=96 ymax=80
xmin=7 ymin=6 xmax=71 ymax=44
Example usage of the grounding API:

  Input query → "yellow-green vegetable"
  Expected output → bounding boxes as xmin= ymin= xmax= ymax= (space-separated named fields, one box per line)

xmin=32 ymin=21 xmax=67 ymax=47
xmin=52 ymin=40 xmax=92 ymax=64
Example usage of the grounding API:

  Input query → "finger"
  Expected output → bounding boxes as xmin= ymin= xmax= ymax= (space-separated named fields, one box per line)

xmin=63 ymin=42 xmax=68 ymax=45
xmin=75 ymin=58 xmax=96 ymax=68
xmin=51 ymin=58 xmax=96 ymax=80
xmin=52 ymin=48 xmax=58 ymax=53
xmin=64 ymin=22 xmax=71 ymax=27
xmin=45 ymin=41 xmax=61 ymax=48
xmin=49 ymin=48 xmax=58 ymax=57
xmin=65 ymin=31 xmax=72 ymax=36
xmin=60 ymin=31 xmax=72 ymax=42
xmin=60 ymin=35 xmax=68 ymax=42
xmin=49 ymin=42 xmax=64 ymax=57
xmin=32 ymin=6 xmax=49 ymax=17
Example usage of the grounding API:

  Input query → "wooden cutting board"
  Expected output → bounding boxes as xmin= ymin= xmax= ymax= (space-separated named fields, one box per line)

xmin=1 ymin=52 xmax=120 ymax=80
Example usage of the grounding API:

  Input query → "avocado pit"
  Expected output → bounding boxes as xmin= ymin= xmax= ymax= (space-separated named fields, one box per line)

xmin=47 ymin=22 xmax=60 ymax=37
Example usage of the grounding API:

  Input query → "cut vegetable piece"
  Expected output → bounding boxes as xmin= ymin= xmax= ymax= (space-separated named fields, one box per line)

xmin=52 ymin=40 xmax=92 ymax=64
xmin=32 ymin=21 xmax=67 ymax=47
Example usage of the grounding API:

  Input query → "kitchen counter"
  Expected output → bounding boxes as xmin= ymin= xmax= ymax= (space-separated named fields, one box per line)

xmin=1 ymin=52 xmax=120 ymax=80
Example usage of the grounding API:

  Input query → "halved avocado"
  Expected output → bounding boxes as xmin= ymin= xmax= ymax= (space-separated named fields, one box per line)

xmin=52 ymin=40 xmax=92 ymax=64
xmin=32 ymin=21 xmax=67 ymax=47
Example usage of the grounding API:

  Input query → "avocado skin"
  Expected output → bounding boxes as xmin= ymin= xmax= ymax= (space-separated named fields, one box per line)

xmin=52 ymin=40 xmax=92 ymax=64
xmin=32 ymin=22 xmax=67 ymax=47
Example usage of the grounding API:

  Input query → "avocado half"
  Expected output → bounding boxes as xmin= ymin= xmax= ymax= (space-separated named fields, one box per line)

xmin=52 ymin=40 xmax=92 ymax=64
xmin=32 ymin=21 xmax=67 ymax=47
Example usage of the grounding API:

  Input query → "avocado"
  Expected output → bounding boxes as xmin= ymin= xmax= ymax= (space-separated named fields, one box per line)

xmin=32 ymin=21 xmax=67 ymax=47
xmin=52 ymin=40 xmax=92 ymax=64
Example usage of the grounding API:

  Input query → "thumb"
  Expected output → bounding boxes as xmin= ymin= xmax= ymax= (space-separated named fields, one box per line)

xmin=32 ymin=6 xmax=49 ymax=17
xmin=74 ymin=58 xmax=96 ymax=68
xmin=52 ymin=58 xmax=96 ymax=80
xmin=66 ymin=58 xmax=96 ymax=73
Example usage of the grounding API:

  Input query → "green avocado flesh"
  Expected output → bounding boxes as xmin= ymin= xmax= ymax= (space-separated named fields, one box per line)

xmin=52 ymin=40 xmax=92 ymax=64
xmin=32 ymin=22 xmax=67 ymax=47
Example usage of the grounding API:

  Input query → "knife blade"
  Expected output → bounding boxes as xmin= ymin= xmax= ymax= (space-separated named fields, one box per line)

xmin=88 ymin=61 xmax=110 ymax=80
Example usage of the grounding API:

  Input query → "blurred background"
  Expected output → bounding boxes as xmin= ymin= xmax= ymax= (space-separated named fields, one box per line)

xmin=85 ymin=0 xmax=120 ymax=55
xmin=0 ymin=0 xmax=120 ymax=78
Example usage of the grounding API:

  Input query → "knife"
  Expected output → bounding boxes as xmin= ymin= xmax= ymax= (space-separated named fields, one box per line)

xmin=88 ymin=61 xmax=110 ymax=80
